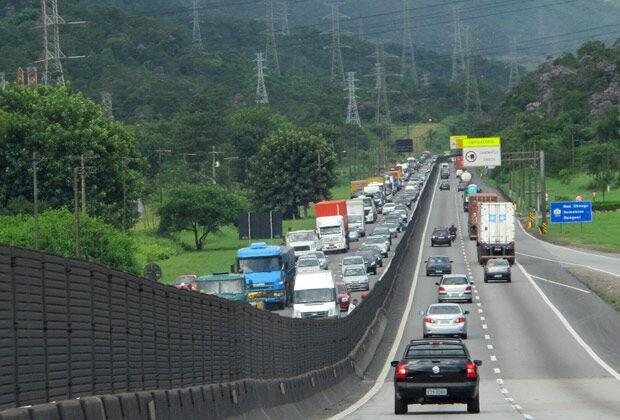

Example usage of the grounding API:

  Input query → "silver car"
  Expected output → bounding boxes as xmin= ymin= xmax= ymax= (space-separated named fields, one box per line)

xmin=296 ymin=256 xmax=322 ymax=273
xmin=341 ymin=265 xmax=370 ymax=291
xmin=341 ymin=255 xmax=366 ymax=275
xmin=484 ymin=258 xmax=511 ymax=282
xmin=422 ymin=303 xmax=469 ymax=339
xmin=436 ymin=274 xmax=473 ymax=303
xmin=364 ymin=235 xmax=390 ymax=256
xmin=308 ymin=251 xmax=328 ymax=270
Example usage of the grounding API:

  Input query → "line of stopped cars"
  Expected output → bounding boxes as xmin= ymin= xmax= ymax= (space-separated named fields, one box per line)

xmin=390 ymin=160 xmax=513 ymax=415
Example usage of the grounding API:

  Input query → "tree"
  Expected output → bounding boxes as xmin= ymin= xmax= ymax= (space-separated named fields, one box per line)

xmin=158 ymin=184 xmax=246 ymax=250
xmin=0 ymin=85 xmax=144 ymax=228
xmin=248 ymin=129 xmax=336 ymax=217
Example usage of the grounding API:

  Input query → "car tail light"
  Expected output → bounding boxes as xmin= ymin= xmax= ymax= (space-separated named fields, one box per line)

xmin=395 ymin=363 xmax=408 ymax=381
xmin=465 ymin=286 xmax=471 ymax=291
xmin=455 ymin=317 xmax=465 ymax=323
xmin=424 ymin=317 xmax=435 ymax=324
xmin=438 ymin=286 xmax=446 ymax=293
xmin=466 ymin=361 xmax=477 ymax=379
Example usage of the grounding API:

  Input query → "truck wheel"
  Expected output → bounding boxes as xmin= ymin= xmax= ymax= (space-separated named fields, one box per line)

xmin=467 ymin=394 xmax=480 ymax=413
xmin=394 ymin=395 xmax=408 ymax=415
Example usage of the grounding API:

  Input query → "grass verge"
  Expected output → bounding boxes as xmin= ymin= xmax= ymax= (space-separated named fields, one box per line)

xmin=567 ymin=267 xmax=620 ymax=312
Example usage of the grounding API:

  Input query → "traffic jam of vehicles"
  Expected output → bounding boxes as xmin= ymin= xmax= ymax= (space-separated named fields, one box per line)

xmin=391 ymin=157 xmax=516 ymax=415
xmin=173 ymin=154 xmax=435 ymax=319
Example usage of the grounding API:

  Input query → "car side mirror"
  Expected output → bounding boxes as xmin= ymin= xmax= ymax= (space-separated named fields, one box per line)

xmin=450 ymin=260 xmax=454 ymax=263
xmin=435 ymin=282 xmax=439 ymax=286
xmin=419 ymin=310 xmax=425 ymax=316
xmin=424 ymin=260 xmax=428 ymax=263
xmin=470 ymin=281 xmax=474 ymax=284
xmin=390 ymin=360 xmax=400 ymax=367
xmin=474 ymin=360 xmax=482 ymax=366
xmin=463 ymin=310 xmax=469 ymax=315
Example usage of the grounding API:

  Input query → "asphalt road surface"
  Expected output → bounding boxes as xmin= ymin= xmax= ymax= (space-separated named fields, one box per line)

xmin=332 ymin=166 xmax=620 ymax=419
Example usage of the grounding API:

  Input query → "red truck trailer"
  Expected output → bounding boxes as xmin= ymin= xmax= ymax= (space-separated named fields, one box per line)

xmin=455 ymin=156 xmax=464 ymax=170
xmin=468 ymin=193 xmax=498 ymax=240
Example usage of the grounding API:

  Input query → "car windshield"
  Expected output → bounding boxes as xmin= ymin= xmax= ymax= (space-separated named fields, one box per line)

xmin=343 ymin=258 xmax=363 ymax=265
xmin=489 ymin=259 xmax=509 ymax=267
xmin=361 ymin=245 xmax=379 ymax=253
xmin=344 ymin=267 xmax=366 ymax=276
xmin=294 ymin=288 xmax=335 ymax=304
xmin=442 ymin=277 xmax=468 ymax=285
xmin=312 ymin=252 xmax=325 ymax=259
xmin=349 ymin=215 xmax=363 ymax=223
xmin=406 ymin=344 xmax=467 ymax=359
xmin=287 ymin=231 xmax=315 ymax=242
xmin=298 ymin=258 xmax=319 ymax=267
xmin=320 ymin=226 xmax=342 ymax=235
xmin=374 ymin=227 xmax=389 ymax=234
xmin=336 ymin=284 xmax=348 ymax=294
xmin=434 ymin=230 xmax=448 ymax=235
xmin=428 ymin=257 xmax=448 ymax=264
xmin=428 ymin=305 xmax=461 ymax=315
xmin=197 ymin=282 xmax=219 ymax=294
xmin=220 ymin=281 xmax=244 ymax=294
xmin=367 ymin=237 xmax=384 ymax=243
xmin=238 ymin=256 xmax=280 ymax=273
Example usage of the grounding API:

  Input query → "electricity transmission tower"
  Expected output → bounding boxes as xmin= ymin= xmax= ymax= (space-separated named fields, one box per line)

xmin=255 ymin=52 xmax=269 ymax=104
xmin=279 ymin=0 xmax=290 ymax=35
xmin=326 ymin=2 xmax=347 ymax=84
xmin=451 ymin=6 xmax=465 ymax=82
xmin=345 ymin=71 xmax=361 ymax=126
xmin=464 ymin=26 xmax=481 ymax=114
xmin=38 ymin=0 xmax=84 ymax=85
xmin=507 ymin=37 xmax=520 ymax=91
xmin=400 ymin=0 xmax=418 ymax=83
xmin=357 ymin=16 xmax=365 ymax=39
xmin=0 ymin=72 xmax=5 ymax=90
xmin=421 ymin=72 xmax=430 ymax=87
xmin=264 ymin=0 xmax=281 ymax=76
xmin=372 ymin=45 xmax=391 ymax=127
xmin=191 ymin=0 xmax=203 ymax=50
xmin=101 ymin=91 xmax=113 ymax=120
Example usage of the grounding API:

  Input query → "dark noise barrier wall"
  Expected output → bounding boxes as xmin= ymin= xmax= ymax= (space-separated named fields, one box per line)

xmin=0 ymin=162 xmax=440 ymax=420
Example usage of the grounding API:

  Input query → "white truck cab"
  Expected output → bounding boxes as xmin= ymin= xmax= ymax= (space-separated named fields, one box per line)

xmin=316 ymin=215 xmax=348 ymax=252
xmin=292 ymin=271 xmax=338 ymax=319
xmin=286 ymin=229 xmax=322 ymax=259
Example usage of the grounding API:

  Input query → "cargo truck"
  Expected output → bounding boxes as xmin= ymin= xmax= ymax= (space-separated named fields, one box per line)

xmin=476 ymin=202 xmax=516 ymax=265
xmin=468 ymin=193 xmax=498 ymax=240
xmin=286 ymin=230 xmax=322 ymax=259
xmin=350 ymin=180 xmax=370 ymax=197
xmin=455 ymin=156 xmax=465 ymax=170
xmin=315 ymin=200 xmax=348 ymax=252
xmin=362 ymin=196 xmax=377 ymax=223
xmin=346 ymin=198 xmax=366 ymax=238
xmin=236 ymin=243 xmax=296 ymax=309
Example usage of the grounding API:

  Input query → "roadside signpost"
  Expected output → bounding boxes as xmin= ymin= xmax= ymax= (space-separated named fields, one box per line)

xmin=549 ymin=201 xmax=593 ymax=232
xmin=462 ymin=137 xmax=502 ymax=167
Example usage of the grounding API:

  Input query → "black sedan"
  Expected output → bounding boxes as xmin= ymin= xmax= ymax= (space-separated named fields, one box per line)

xmin=354 ymin=250 xmax=378 ymax=275
xmin=484 ymin=258 xmax=511 ymax=282
xmin=391 ymin=339 xmax=481 ymax=414
xmin=457 ymin=182 xmax=468 ymax=191
xmin=425 ymin=256 xmax=453 ymax=276
xmin=431 ymin=228 xmax=452 ymax=247
xmin=439 ymin=181 xmax=450 ymax=191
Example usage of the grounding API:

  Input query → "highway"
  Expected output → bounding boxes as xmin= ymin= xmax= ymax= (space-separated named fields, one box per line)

xmin=333 ymin=165 xmax=620 ymax=419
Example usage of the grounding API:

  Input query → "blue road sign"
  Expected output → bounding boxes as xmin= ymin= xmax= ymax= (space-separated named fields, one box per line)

xmin=550 ymin=201 xmax=593 ymax=223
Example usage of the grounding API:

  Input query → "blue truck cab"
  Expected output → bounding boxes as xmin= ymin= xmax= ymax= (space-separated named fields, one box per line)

xmin=236 ymin=243 xmax=296 ymax=309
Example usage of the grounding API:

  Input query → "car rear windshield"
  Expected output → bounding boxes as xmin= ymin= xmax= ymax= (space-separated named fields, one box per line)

xmin=429 ymin=257 xmax=448 ymax=263
xmin=442 ymin=277 xmax=468 ymax=285
xmin=406 ymin=344 xmax=467 ymax=359
xmin=488 ymin=259 xmax=509 ymax=266
xmin=344 ymin=267 xmax=366 ymax=276
xmin=298 ymin=259 xmax=319 ymax=267
xmin=428 ymin=305 xmax=461 ymax=315
xmin=434 ymin=229 xmax=448 ymax=235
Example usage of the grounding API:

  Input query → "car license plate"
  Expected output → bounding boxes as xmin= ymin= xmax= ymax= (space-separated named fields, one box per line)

xmin=435 ymin=270 xmax=442 ymax=273
xmin=426 ymin=388 xmax=447 ymax=396
xmin=494 ymin=274 xmax=502 ymax=278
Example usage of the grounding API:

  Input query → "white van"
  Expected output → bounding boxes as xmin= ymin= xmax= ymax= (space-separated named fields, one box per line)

xmin=292 ymin=271 xmax=338 ymax=319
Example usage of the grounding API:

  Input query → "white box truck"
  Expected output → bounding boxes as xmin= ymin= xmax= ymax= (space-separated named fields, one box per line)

xmin=476 ymin=202 xmax=516 ymax=265
xmin=346 ymin=198 xmax=366 ymax=238
xmin=285 ymin=230 xmax=322 ymax=259
xmin=362 ymin=196 xmax=376 ymax=223
xmin=316 ymin=215 xmax=348 ymax=252
xmin=292 ymin=271 xmax=339 ymax=319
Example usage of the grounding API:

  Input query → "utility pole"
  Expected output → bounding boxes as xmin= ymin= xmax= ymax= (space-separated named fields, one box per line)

xmin=450 ymin=6 xmax=465 ymax=82
xmin=224 ymin=156 xmax=239 ymax=183
xmin=0 ymin=72 xmax=5 ymax=90
xmin=326 ymin=2 xmax=346 ymax=84
xmin=464 ymin=26 xmax=481 ymax=114
xmin=507 ymin=36 xmax=520 ymax=91
xmin=400 ymin=0 xmax=418 ymax=83
xmin=255 ymin=52 xmax=269 ymax=104
xmin=155 ymin=149 xmax=172 ymax=206
xmin=192 ymin=0 xmax=203 ymax=50
xmin=264 ymin=0 xmax=280 ymax=76
xmin=121 ymin=157 xmax=140 ymax=231
xmin=38 ymin=0 xmax=85 ymax=85
xmin=101 ymin=91 xmax=113 ymax=120
xmin=345 ymin=71 xmax=361 ymax=126
xmin=210 ymin=146 xmax=223 ymax=182
xmin=279 ymin=0 xmax=290 ymax=35
xmin=74 ymin=167 xmax=80 ymax=257
xmin=32 ymin=152 xmax=40 ymax=250
xmin=79 ymin=153 xmax=98 ymax=214
xmin=540 ymin=150 xmax=547 ymax=224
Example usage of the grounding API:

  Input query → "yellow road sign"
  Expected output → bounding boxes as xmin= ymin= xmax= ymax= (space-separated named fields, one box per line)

xmin=462 ymin=137 xmax=501 ymax=147
xmin=450 ymin=135 xmax=467 ymax=149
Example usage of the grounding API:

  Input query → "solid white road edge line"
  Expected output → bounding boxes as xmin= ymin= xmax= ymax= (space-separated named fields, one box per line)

xmin=530 ymin=275 xmax=591 ymax=294
xmin=517 ymin=219 xmax=619 ymax=261
xmin=516 ymin=262 xmax=620 ymax=381
xmin=328 ymin=171 xmax=440 ymax=420
xmin=517 ymin=251 xmax=619 ymax=278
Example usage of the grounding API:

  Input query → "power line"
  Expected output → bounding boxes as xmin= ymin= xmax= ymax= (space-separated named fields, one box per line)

xmin=345 ymin=71 xmax=361 ymax=126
